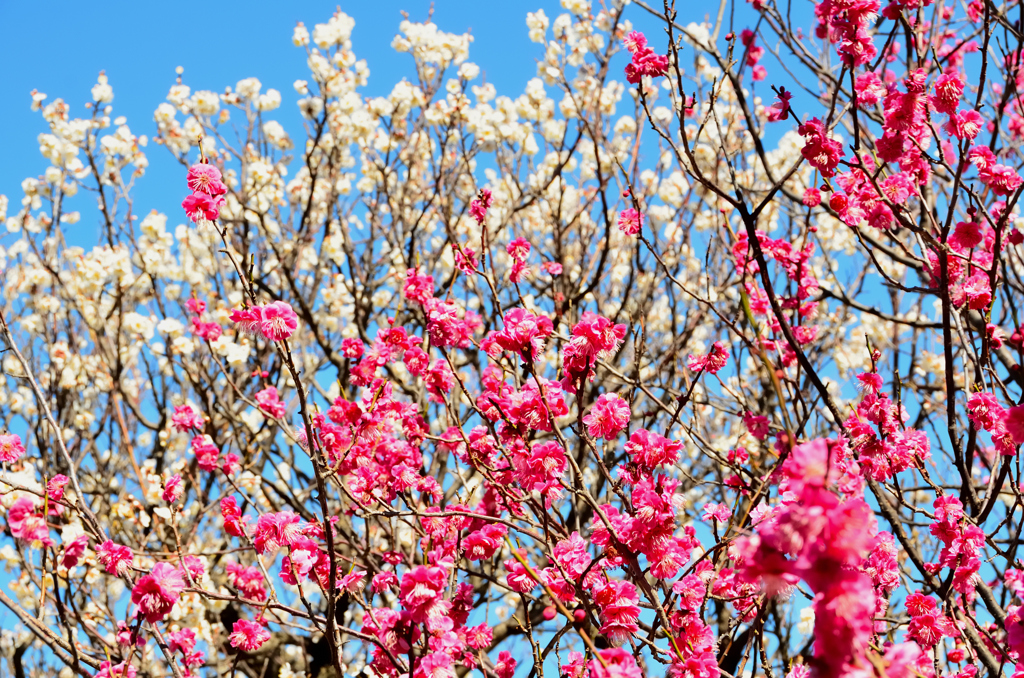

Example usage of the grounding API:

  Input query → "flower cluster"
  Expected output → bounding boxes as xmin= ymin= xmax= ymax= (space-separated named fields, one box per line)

xmin=4 ymin=3 xmax=1024 ymax=678
xmin=181 ymin=162 xmax=227 ymax=223
xmin=623 ymin=31 xmax=669 ymax=83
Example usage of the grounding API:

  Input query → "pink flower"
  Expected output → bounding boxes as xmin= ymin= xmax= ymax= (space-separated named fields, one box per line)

xmin=617 ymin=208 xmax=643 ymax=236
xmin=181 ymin=555 xmax=205 ymax=582
xmin=962 ymin=272 xmax=992 ymax=310
xmin=403 ymin=268 xmax=435 ymax=305
xmin=221 ymin=497 xmax=248 ymax=537
xmin=227 ymin=561 xmax=268 ymax=599
xmin=504 ymin=555 xmax=539 ymax=593
xmin=623 ymin=31 xmax=669 ymax=83
xmin=687 ymin=340 xmax=730 ymax=374
xmin=399 ymin=565 xmax=451 ymax=630
xmin=970 ymin=145 xmax=1024 ymax=195
xmin=562 ymin=312 xmax=628 ymax=389
xmin=967 ymin=391 xmax=1005 ymax=431
xmin=702 ymin=502 xmax=732 ymax=523
xmin=0 ymin=433 xmax=25 ymax=463
xmin=512 ymin=440 xmax=567 ymax=492
xmin=185 ymin=298 xmax=206 ymax=315
xmin=589 ymin=647 xmax=643 ymax=678
xmin=424 ymin=359 xmax=455 ymax=403
xmin=507 ymin=237 xmax=531 ymax=261
xmin=47 ymin=475 xmax=70 ymax=502
xmin=7 ymin=497 xmax=49 ymax=543
xmin=97 ymin=540 xmax=133 ymax=575
xmin=255 ymin=386 xmax=286 ymax=418
xmin=881 ymin=642 xmax=924 ymax=678
xmin=171 ymin=405 xmax=204 ymax=432
xmin=465 ymin=623 xmax=493 ymax=650
xmin=182 ymin=191 xmax=222 ymax=223
xmin=404 ymin=346 xmax=429 ymax=376
xmin=281 ymin=543 xmax=319 ymax=586
xmin=190 ymin=435 xmax=220 ymax=472
xmin=563 ymin=651 xmax=587 ymax=678
xmin=739 ymin=436 xmax=879 ymax=676
xmin=945 ymin=109 xmax=983 ymax=140
xmin=253 ymin=511 xmax=303 ymax=554
xmin=509 ymin=258 xmax=528 ymax=283
xmin=221 ymin=452 xmax=241 ymax=475
xmin=906 ymin=593 xmax=955 ymax=646
xmin=593 ymin=579 xmax=641 ymax=643
xmin=855 ymin=72 xmax=885 ymax=107
xmin=494 ymin=308 xmax=554 ymax=361
xmin=463 ymin=523 xmax=507 ymax=561
xmin=495 ymin=651 xmax=516 ymax=678
xmin=1007 ymin=605 xmax=1024 ymax=658
xmin=186 ymin=163 xmax=227 ymax=196
xmin=880 ymin=172 xmax=914 ymax=204
xmin=553 ymin=532 xmax=592 ymax=579
xmin=259 ymin=301 xmax=298 ymax=341
xmin=61 ymin=534 xmax=89 ymax=568
xmin=95 ymin=661 xmax=137 ymax=678
xmin=453 ymin=245 xmax=478 ymax=273
xmin=798 ymin=118 xmax=844 ymax=178
xmin=624 ymin=428 xmax=680 ymax=470
xmin=229 ymin=619 xmax=271 ymax=652
xmin=426 ymin=299 xmax=473 ymax=348
xmin=672 ymin=573 xmax=707 ymax=611
xmin=986 ymin=164 xmax=1024 ymax=196
xmin=341 ymin=337 xmax=364 ymax=358
xmin=162 ymin=474 xmax=184 ymax=503
xmin=230 ymin=307 xmax=262 ymax=335
xmin=584 ymin=393 xmax=631 ymax=439
xmin=743 ymin=412 xmax=770 ymax=439
xmin=540 ymin=566 xmax=576 ymax=602
xmin=191 ymin=318 xmax=222 ymax=341
xmin=372 ymin=571 xmax=398 ymax=592
xmin=1005 ymin=404 xmax=1024 ymax=446
xmin=951 ymin=221 xmax=983 ymax=249
xmin=167 ymin=628 xmax=197 ymax=655
xmin=767 ymin=87 xmax=793 ymax=122
xmin=931 ymin=73 xmax=965 ymax=115
xmin=469 ymin=189 xmax=492 ymax=225
xmin=623 ymin=31 xmax=647 ymax=53
xmin=968 ymin=145 xmax=997 ymax=171
xmin=131 ymin=562 xmax=186 ymax=623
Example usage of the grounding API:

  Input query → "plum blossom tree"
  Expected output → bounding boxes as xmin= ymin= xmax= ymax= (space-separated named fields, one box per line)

xmin=3 ymin=1 xmax=1024 ymax=678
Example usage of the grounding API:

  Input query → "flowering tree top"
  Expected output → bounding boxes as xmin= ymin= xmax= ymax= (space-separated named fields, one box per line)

xmin=2 ymin=1 xmax=1024 ymax=678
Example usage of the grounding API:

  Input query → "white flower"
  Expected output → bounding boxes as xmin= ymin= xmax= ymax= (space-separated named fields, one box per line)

xmin=190 ymin=90 xmax=220 ymax=116
xmin=122 ymin=312 xmax=155 ymax=340
xmin=683 ymin=22 xmax=711 ymax=49
xmin=236 ymin=77 xmax=262 ymax=100
xmin=312 ymin=12 xmax=355 ymax=49
xmin=167 ymin=84 xmax=191 ymax=107
xmin=91 ymin=73 xmax=114 ymax=104
xmin=256 ymin=89 xmax=282 ymax=111
xmin=798 ymin=607 xmax=815 ymax=636
xmin=560 ymin=0 xmax=590 ymax=14
xmin=526 ymin=10 xmax=549 ymax=43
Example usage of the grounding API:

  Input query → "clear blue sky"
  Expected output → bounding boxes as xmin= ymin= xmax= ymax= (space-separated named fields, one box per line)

xmin=0 ymin=0 xmax=692 ymax=222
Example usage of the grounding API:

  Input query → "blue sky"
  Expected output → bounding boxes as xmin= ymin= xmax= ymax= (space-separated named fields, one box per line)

xmin=0 ymin=0 xmax=682 ymax=222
